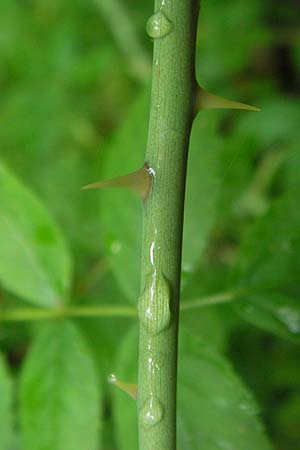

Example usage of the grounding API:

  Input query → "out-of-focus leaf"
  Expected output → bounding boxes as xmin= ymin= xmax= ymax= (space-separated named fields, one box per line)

xmin=196 ymin=0 xmax=265 ymax=86
xmin=112 ymin=327 xmax=272 ymax=450
xmin=0 ymin=352 xmax=13 ymax=450
xmin=235 ymin=293 xmax=300 ymax=343
xmin=234 ymin=98 xmax=300 ymax=147
xmin=0 ymin=160 xmax=72 ymax=307
xmin=77 ymin=269 xmax=133 ymax=377
xmin=231 ymin=190 xmax=300 ymax=341
xmin=20 ymin=320 xmax=101 ymax=450
xmin=182 ymin=110 xmax=222 ymax=272
xmin=97 ymin=89 xmax=148 ymax=302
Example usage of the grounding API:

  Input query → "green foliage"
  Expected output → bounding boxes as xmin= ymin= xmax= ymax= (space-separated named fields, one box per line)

xmin=231 ymin=188 xmax=300 ymax=342
xmin=20 ymin=321 xmax=101 ymax=450
xmin=0 ymin=353 xmax=13 ymax=450
xmin=0 ymin=160 xmax=71 ymax=307
xmin=112 ymin=327 xmax=272 ymax=450
xmin=0 ymin=0 xmax=299 ymax=449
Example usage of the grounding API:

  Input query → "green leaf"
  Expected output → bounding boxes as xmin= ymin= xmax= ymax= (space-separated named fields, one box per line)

xmin=231 ymin=190 xmax=300 ymax=341
xmin=98 ymin=90 xmax=148 ymax=302
xmin=98 ymin=94 xmax=222 ymax=300
xmin=112 ymin=327 xmax=272 ymax=450
xmin=0 ymin=160 xmax=72 ymax=307
xmin=235 ymin=293 xmax=300 ymax=343
xmin=182 ymin=111 xmax=222 ymax=271
xmin=19 ymin=320 xmax=101 ymax=450
xmin=196 ymin=0 xmax=264 ymax=86
xmin=0 ymin=352 xmax=13 ymax=450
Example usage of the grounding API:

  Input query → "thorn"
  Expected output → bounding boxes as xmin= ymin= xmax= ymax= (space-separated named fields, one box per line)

xmin=197 ymin=86 xmax=260 ymax=112
xmin=108 ymin=373 xmax=138 ymax=400
xmin=81 ymin=163 xmax=154 ymax=201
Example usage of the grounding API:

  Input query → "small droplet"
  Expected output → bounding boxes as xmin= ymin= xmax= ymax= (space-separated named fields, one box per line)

xmin=140 ymin=395 xmax=164 ymax=429
xmin=107 ymin=373 xmax=117 ymax=384
xmin=146 ymin=10 xmax=173 ymax=39
xmin=147 ymin=352 xmax=164 ymax=374
xmin=239 ymin=402 xmax=258 ymax=415
xmin=138 ymin=272 xmax=171 ymax=335
xmin=107 ymin=373 xmax=138 ymax=400
xmin=276 ymin=307 xmax=300 ymax=334
xmin=110 ymin=240 xmax=122 ymax=255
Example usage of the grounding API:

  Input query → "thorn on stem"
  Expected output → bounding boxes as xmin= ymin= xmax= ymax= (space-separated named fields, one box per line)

xmin=81 ymin=163 xmax=154 ymax=201
xmin=197 ymin=86 xmax=260 ymax=112
xmin=107 ymin=373 xmax=138 ymax=400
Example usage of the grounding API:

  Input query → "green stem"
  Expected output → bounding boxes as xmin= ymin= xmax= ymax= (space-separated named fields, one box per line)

xmin=0 ymin=291 xmax=238 ymax=322
xmin=180 ymin=291 xmax=237 ymax=311
xmin=0 ymin=305 xmax=135 ymax=322
xmin=137 ymin=2 xmax=199 ymax=449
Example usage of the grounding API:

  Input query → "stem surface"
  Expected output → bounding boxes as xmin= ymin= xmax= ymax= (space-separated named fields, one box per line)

xmin=137 ymin=1 xmax=199 ymax=449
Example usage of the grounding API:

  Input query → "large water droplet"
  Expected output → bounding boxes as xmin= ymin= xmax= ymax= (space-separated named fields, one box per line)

xmin=146 ymin=10 xmax=173 ymax=39
xmin=140 ymin=395 xmax=164 ymax=428
xmin=138 ymin=272 xmax=171 ymax=334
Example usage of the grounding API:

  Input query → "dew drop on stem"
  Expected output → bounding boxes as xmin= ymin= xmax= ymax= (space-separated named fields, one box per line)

xmin=146 ymin=10 xmax=173 ymax=39
xmin=140 ymin=395 xmax=164 ymax=429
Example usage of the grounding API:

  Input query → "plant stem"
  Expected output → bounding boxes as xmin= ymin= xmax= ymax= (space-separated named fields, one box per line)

xmin=0 ymin=305 xmax=135 ymax=322
xmin=0 ymin=291 xmax=239 ymax=322
xmin=137 ymin=1 xmax=199 ymax=449
xmin=180 ymin=291 xmax=237 ymax=311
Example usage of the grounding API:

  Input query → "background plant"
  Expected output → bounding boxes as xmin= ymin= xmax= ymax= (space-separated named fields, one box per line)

xmin=0 ymin=0 xmax=299 ymax=449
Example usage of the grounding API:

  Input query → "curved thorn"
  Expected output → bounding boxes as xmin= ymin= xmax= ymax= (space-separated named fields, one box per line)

xmin=81 ymin=163 xmax=154 ymax=201
xmin=197 ymin=86 xmax=260 ymax=112
xmin=108 ymin=373 xmax=138 ymax=400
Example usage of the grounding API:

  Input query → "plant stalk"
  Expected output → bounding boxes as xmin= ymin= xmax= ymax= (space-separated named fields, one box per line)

xmin=137 ymin=1 xmax=199 ymax=449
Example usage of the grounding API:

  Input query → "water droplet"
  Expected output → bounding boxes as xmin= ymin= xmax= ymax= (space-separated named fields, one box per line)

xmin=146 ymin=10 xmax=173 ymax=39
xmin=107 ymin=373 xmax=117 ymax=384
xmin=239 ymin=402 xmax=258 ymax=415
xmin=110 ymin=240 xmax=122 ymax=254
xmin=147 ymin=350 xmax=164 ymax=374
xmin=140 ymin=395 xmax=164 ymax=428
xmin=138 ymin=272 xmax=171 ymax=334
xmin=276 ymin=307 xmax=300 ymax=334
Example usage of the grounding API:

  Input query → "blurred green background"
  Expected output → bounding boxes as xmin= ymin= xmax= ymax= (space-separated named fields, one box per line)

xmin=0 ymin=0 xmax=299 ymax=449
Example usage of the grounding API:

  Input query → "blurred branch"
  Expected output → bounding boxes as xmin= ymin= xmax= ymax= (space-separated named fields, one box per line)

xmin=181 ymin=291 xmax=237 ymax=311
xmin=95 ymin=0 xmax=151 ymax=82
xmin=0 ymin=304 xmax=136 ymax=322
xmin=0 ymin=291 xmax=239 ymax=322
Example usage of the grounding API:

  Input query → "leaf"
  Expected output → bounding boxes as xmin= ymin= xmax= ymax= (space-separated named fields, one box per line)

xmin=234 ymin=98 xmax=300 ymax=147
xmin=0 ymin=160 xmax=72 ymax=307
xmin=19 ymin=320 xmax=101 ymax=450
xmin=182 ymin=111 xmax=222 ymax=271
xmin=196 ymin=0 xmax=264 ymax=85
xmin=112 ymin=327 xmax=272 ymax=450
xmin=231 ymin=190 xmax=300 ymax=341
xmin=235 ymin=293 xmax=300 ymax=343
xmin=97 ymin=90 xmax=148 ymax=301
xmin=97 ymin=93 xmax=222 ymax=300
xmin=0 ymin=352 xmax=13 ymax=450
